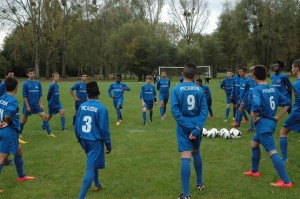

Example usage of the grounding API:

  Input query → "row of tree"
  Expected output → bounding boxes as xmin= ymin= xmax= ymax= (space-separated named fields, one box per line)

xmin=0 ymin=0 xmax=299 ymax=80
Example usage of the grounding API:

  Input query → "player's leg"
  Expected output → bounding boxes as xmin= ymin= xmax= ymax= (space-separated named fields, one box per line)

xmin=0 ymin=152 xmax=10 ymax=192
xmin=159 ymin=94 xmax=165 ymax=119
xmin=73 ymin=101 xmax=80 ymax=125
xmin=244 ymin=134 xmax=261 ymax=177
xmin=38 ymin=112 xmax=55 ymax=137
xmin=242 ymin=110 xmax=249 ymax=122
xmin=142 ymin=104 xmax=147 ymax=125
xmin=163 ymin=95 xmax=169 ymax=118
xmin=149 ymin=103 xmax=154 ymax=123
xmin=235 ymin=106 xmax=244 ymax=127
xmin=191 ymin=137 xmax=204 ymax=190
xmin=116 ymin=97 xmax=123 ymax=123
xmin=15 ymin=145 xmax=35 ymax=181
xmin=20 ymin=114 xmax=29 ymax=133
xmin=224 ymin=95 xmax=231 ymax=121
xmin=232 ymin=100 xmax=237 ymax=120
xmin=59 ymin=108 xmax=66 ymax=130
xmin=93 ymin=168 xmax=102 ymax=192
xmin=180 ymin=151 xmax=192 ymax=198
xmin=279 ymin=127 xmax=291 ymax=163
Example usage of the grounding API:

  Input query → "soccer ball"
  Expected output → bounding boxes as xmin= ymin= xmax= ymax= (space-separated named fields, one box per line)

xmin=219 ymin=128 xmax=228 ymax=138
xmin=210 ymin=128 xmax=219 ymax=137
xmin=230 ymin=128 xmax=242 ymax=139
xmin=202 ymin=128 xmax=208 ymax=137
xmin=221 ymin=129 xmax=231 ymax=139
xmin=206 ymin=130 xmax=216 ymax=138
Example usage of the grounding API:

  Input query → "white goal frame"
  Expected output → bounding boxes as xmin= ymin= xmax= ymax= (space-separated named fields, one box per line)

xmin=158 ymin=66 xmax=211 ymax=77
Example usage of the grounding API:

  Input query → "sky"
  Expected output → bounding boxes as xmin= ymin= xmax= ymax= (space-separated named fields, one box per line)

xmin=0 ymin=0 xmax=224 ymax=47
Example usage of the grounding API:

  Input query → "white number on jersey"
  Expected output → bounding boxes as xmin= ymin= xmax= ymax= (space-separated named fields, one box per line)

xmin=82 ymin=116 xmax=92 ymax=133
xmin=0 ymin=109 xmax=4 ymax=121
xmin=270 ymin=96 xmax=275 ymax=110
xmin=187 ymin=95 xmax=195 ymax=110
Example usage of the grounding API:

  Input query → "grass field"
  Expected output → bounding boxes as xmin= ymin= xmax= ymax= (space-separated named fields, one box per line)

xmin=1 ymin=77 xmax=300 ymax=199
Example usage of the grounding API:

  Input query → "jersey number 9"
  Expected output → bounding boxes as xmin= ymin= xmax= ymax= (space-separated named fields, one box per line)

xmin=187 ymin=95 xmax=195 ymax=110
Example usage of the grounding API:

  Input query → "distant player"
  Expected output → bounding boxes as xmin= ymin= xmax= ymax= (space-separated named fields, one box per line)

xmin=140 ymin=75 xmax=157 ymax=125
xmin=20 ymin=68 xmax=55 ymax=138
xmin=156 ymin=70 xmax=171 ymax=120
xmin=75 ymin=81 xmax=112 ymax=199
xmin=44 ymin=72 xmax=66 ymax=131
xmin=243 ymin=65 xmax=292 ymax=188
xmin=69 ymin=73 xmax=88 ymax=125
xmin=279 ymin=58 xmax=300 ymax=164
xmin=271 ymin=60 xmax=293 ymax=114
xmin=0 ymin=69 xmax=15 ymax=97
xmin=196 ymin=79 xmax=213 ymax=119
xmin=204 ymin=71 xmax=210 ymax=83
xmin=0 ymin=77 xmax=36 ymax=193
xmin=220 ymin=70 xmax=234 ymax=121
xmin=171 ymin=63 xmax=208 ymax=199
xmin=247 ymin=66 xmax=257 ymax=133
xmin=107 ymin=74 xmax=130 ymax=125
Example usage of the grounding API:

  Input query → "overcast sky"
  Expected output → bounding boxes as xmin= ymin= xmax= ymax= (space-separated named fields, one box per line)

xmin=0 ymin=0 xmax=224 ymax=47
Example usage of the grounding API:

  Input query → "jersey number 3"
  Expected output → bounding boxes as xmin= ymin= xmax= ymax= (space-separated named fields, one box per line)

xmin=82 ymin=116 xmax=92 ymax=133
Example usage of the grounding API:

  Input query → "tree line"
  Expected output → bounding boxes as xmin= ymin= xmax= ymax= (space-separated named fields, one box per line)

xmin=0 ymin=0 xmax=299 ymax=80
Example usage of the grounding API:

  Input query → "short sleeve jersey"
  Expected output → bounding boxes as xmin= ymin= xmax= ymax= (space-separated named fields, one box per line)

xmin=0 ymin=93 xmax=20 ymax=131
xmin=220 ymin=77 xmax=233 ymax=94
xmin=156 ymin=78 xmax=171 ymax=94
xmin=140 ymin=84 xmax=156 ymax=102
xmin=22 ymin=80 xmax=42 ymax=107
xmin=70 ymin=81 xmax=87 ymax=103
xmin=108 ymin=82 xmax=130 ymax=98
xmin=271 ymin=73 xmax=292 ymax=97
xmin=47 ymin=82 xmax=60 ymax=108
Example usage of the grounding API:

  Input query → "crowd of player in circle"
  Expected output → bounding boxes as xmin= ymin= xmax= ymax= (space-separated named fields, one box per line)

xmin=0 ymin=58 xmax=299 ymax=199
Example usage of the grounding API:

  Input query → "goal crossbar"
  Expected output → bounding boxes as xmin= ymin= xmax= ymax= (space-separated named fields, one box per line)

xmin=158 ymin=66 xmax=211 ymax=77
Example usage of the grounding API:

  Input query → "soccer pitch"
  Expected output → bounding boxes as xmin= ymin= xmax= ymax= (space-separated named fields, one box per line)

xmin=1 ymin=78 xmax=300 ymax=198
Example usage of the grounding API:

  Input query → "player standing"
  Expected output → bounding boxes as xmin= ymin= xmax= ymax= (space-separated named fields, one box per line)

xmin=44 ymin=72 xmax=66 ymax=131
xmin=243 ymin=65 xmax=292 ymax=188
xmin=196 ymin=79 xmax=213 ymax=119
xmin=0 ymin=77 xmax=36 ymax=193
xmin=75 ymin=81 xmax=112 ymax=199
xmin=0 ymin=69 xmax=15 ymax=97
xmin=279 ymin=58 xmax=300 ymax=164
xmin=156 ymin=70 xmax=171 ymax=120
xmin=247 ymin=66 xmax=257 ymax=133
xmin=220 ymin=70 xmax=234 ymax=121
xmin=107 ymin=74 xmax=130 ymax=125
xmin=171 ymin=63 xmax=208 ymax=199
xmin=140 ymin=75 xmax=157 ymax=125
xmin=20 ymin=68 xmax=55 ymax=138
xmin=69 ymin=73 xmax=88 ymax=125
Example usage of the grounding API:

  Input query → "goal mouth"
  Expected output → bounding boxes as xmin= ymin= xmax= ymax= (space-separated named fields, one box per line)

xmin=158 ymin=66 xmax=211 ymax=80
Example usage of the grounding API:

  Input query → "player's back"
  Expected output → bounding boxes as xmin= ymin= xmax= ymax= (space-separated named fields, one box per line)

xmin=292 ymin=78 xmax=300 ymax=112
xmin=0 ymin=93 xmax=20 ymax=131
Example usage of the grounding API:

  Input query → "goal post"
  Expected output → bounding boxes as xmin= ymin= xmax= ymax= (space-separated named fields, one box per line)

xmin=158 ymin=66 xmax=211 ymax=79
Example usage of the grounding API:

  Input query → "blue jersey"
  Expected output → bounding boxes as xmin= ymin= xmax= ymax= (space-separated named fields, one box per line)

xmin=292 ymin=78 xmax=300 ymax=112
xmin=47 ymin=82 xmax=61 ymax=109
xmin=75 ymin=99 xmax=111 ymax=143
xmin=201 ymin=85 xmax=212 ymax=103
xmin=22 ymin=79 xmax=42 ymax=108
xmin=156 ymin=78 xmax=171 ymax=94
xmin=140 ymin=84 xmax=156 ymax=102
xmin=0 ymin=82 xmax=5 ymax=97
xmin=220 ymin=77 xmax=233 ymax=94
xmin=0 ymin=93 xmax=20 ymax=132
xmin=271 ymin=72 xmax=292 ymax=98
xmin=247 ymin=78 xmax=257 ymax=108
xmin=70 ymin=81 xmax=87 ymax=103
xmin=231 ymin=75 xmax=241 ymax=99
xmin=251 ymin=84 xmax=291 ymax=134
xmin=171 ymin=82 xmax=208 ymax=136
xmin=239 ymin=77 xmax=251 ymax=104
xmin=108 ymin=82 xmax=130 ymax=98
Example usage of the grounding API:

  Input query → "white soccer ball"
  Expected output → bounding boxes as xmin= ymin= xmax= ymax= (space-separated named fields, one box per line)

xmin=230 ymin=128 xmax=242 ymax=139
xmin=202 ymin=128 xmax=208 ymax=137
xmin=219 ymin=128 xmax=228 ymax=138
xmin=206 ymin=130 xmax=216 ymax=138
xmin=210 ymin=128 xmax=219 ymax=137
xmin=222 ymin=129 xmax=231 ymax=139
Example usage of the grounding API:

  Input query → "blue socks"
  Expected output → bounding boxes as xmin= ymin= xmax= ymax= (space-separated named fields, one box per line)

xmin=43 ymin=121 xmax=51 ymax=134
xmin=78 ymin=166 xmax=95 ymax=199
xmin=61 ymin=116 xmax=66 ymax=129
xmin=14 ymin=155 xmax=24 ymax=178
xmin=116 ymin=108 xmax=121 ymax=121
xmin=94 ymin=169 xmax=101 ymax=188
xmin=20 ymin=122 xmax=24 ymax=132
xmin=208 ymin=107 xmax=213 ymax=117
xmin=233 ymin=107 xmax=236 ymax=118
xmin=73 ymin=115 xmax=76 ymax=125
xmin=150 ymin=110 xmax=153 ymax=122
xmin=181 ymin=158 xmax=191 ymax=197
xmin=251 ymin=147 xmax=261 ymax=172
xmin=225 ymin=108 xmax=230 ymax=119
xmin=271 ymin=153 xmax=290 ymax=184
xmin=160 ymin=107 xmax=163 ymax=116
xmin=236 ymin=110 xmax=243 ymax=126
xmin=280 ymin=137 xmax=288 ymax=162
xmin=143 ymin=112 xmax=146 ymax=124
xmin=192 ymin=152 xmax=203 ymax=185
xmin=243 ymin=110 xmax=248 ymax=120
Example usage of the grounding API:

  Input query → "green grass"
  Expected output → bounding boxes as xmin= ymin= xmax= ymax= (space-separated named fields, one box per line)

xmin=1 ymin=77 xmax=300 ymax=198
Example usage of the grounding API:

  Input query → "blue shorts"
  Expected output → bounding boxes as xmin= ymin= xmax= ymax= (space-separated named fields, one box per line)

xmin=159 ymin=94 xmax=169 ymax=104
xmin=113 ymin=97 xmax=123 ymax=109
xmin=283 ymin=112 xmax=300 ymax=133
xmin=80 ymin=139 xmax=105 ymax=169
xmin=176 ymin=125 xmax=201 ymax=152
xmin=0 ymin=127 xmax=19 ymax=155
xmin=252 ymin=132 xmax=276 ymax=152
xmin=48 ymin=103 xmax=63 ymax=116
xmin=23 ymin=105 xmax=43 ymax=116
xmin=225 ymin=93 xmax=233 ymax=104
xmin=143 ymin=101 xmax=154 ymax=110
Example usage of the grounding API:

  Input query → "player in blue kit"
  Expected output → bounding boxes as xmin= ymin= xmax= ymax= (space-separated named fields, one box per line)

xmin=20 ymin=68 xmax=55 ymax=138
xmin=220 ymin=70 xmax=234 ymax=121
xmin=156 ymin=70 xmax=171 ymax=120
xmin=44 ymin=72 xmax=66 ymax=131
xmin=243 ymin=65 xmax=292 ymax=188
xmin=247 ymin=66 xmax=257 ymax=133
xmin=140 ymin=75 xmax=157 ymax=125
xmin=196 ymin=79 xmax=213 ymax=119
xmin=69 ymin=73 xmax=88 ymax=125
xmin=271 ymin=60 xmax=293 ymax=114
xmin=171 ymin=63 xmax=208 ymax=199
xmin=108 ymin=74 xmax=130 ymax=125
xmin=0 ymin=77 xmax=35 ymax=193
xmin=0 ymin=69 xmax=15 ymax=97
xmin=279 ymin=58 xmax=300 ymax=164
xmin=75 ymin=81 xmax=112 ymax=199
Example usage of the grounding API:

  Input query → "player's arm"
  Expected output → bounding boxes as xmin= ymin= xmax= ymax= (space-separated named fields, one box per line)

xmin=123 ymin=83 xmax=130 ymax=91
xmin=140 ymin=86 xmax=145 ymax=106
xmin=99 ymin=108 xmax=112 ymax=153
xmin=69 ymin=84 xmax=80 ymax=101
xmin=156 ymin=80 xmax=160 ymax=90
xmin=283 ymin=75 xmax=293 ymax=95
xmin=191 ymin=93 xmax=208 ymax=137
xmin=39 ymin=83 xmax=44 ymax=109
xmin=275 ymin=91 xmax=292 ymax=121
xmin=220 ymin=79 xmax=225 ymax=89
xmin=153 ymin=86 xmax=157 ymax=104
xmin=251 ymin=88 xmax=262 ymax=123
xmin=74 ymin=109 xmax=81 ymax=142
xmin=107 ymin=84 xmax=113 ymax=98
xmin=47 ymin=84 xmax=53 ymax=101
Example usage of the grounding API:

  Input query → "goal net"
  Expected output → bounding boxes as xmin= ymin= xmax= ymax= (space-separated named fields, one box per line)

xmin=158 ymin=66 xmax=211 ymax=80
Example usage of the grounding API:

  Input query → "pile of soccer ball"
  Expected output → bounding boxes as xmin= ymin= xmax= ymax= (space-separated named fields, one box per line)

xmin=202 ymin=128 xmax=242 ymax=139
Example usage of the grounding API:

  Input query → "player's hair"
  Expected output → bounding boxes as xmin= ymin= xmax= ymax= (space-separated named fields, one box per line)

xmin=293 ymin=59 xmax=300 ymax=68
xmin=238 ymin=66 xmax=247 ymax=72
xmin=145 ymin=75 xmax=152 ymax=80
xmin=52 ymin=72 xmax=59 ymax=78
xmin=80 ymin=72 xmax=87 ymax=77
xmin=160 ymin=70 xmax=166 ymax=73
xmin=227 ymin=69 xmax=232 ymax=73
xmin=5 ymin=69 xmax=14 ymax=76
xmin=5 ymin=77 xmax=18 ymax=91
xmin=26 ymin=68 xmax=35 ymax=73
xmin=116 ymin=74 xmax=121 ymax=78
xmin=253 ymin=65 xmax=267 ymax=80
xmin=196 ymin=79 xmax=203 ymax=84
xmin=275 ymin=60 xmax=284 ymax=70
xmin=183 ymin=63 xmax=197 ymax=79
xmin=249 ymin=66 xmax=255 ymax=72
xmin=86 ymin=81 xmax=100 ymax=98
